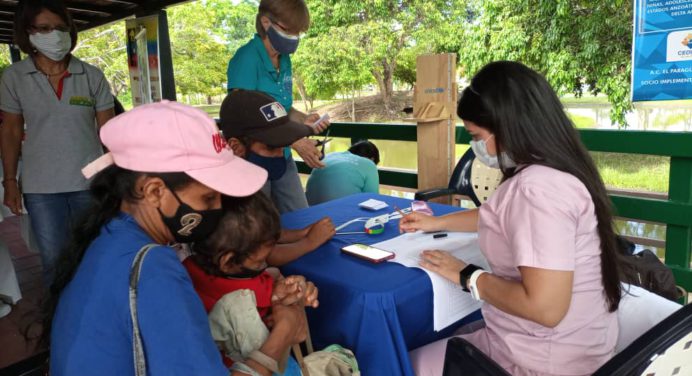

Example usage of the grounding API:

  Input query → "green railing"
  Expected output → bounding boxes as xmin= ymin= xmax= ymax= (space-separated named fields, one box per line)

xmin=296 ymin=122 xmax=692 ymax=293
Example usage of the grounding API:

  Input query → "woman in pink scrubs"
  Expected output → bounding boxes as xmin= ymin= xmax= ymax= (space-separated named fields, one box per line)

xmin=401 ymin=61 xmax=622 ymax=376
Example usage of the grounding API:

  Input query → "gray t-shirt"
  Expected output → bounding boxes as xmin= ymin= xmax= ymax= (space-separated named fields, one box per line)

xmin=0 ymin=56 xmax=113 ymax=194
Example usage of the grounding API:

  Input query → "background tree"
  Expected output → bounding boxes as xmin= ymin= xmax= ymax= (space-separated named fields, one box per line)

xmin=168 ymin=0 xmax=231 ymax=104
xmin=293 ymin=25 xmax=373 ymax=118
xmin=304 ymin=0 xmax=464 ymax=113
xmin=73 ymin=24 xmax=129 ymax=98
xmin=457 ymin=0 xmax=633 ymax=126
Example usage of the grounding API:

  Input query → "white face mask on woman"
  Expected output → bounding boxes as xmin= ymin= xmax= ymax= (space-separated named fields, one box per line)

xmin=470 ymin=134 xmax=517 ymax=169
xmin=29 ymin=30 xmax=71 ymax=61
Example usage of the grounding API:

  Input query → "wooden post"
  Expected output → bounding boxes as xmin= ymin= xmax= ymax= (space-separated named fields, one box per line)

xmin=415 ymin=54 xmax=457 ymax=204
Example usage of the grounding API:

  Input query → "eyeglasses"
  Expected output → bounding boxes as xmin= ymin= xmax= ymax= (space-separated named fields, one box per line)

xmin=269 ymin=18 xmax=302 ymax=39
xmin=29 ymin=24 xmax=69 ymax=34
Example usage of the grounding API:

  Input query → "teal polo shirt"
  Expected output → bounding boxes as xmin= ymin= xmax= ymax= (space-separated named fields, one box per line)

xmin=227 ymin=34 xmax=293 ymax=111
xmin=305 ymin=151 xmax=380 ymax=205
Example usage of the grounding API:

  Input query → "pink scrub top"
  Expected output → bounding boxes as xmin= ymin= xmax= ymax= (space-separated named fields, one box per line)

xmin=467 ymin=164 xmax=618 ymax=376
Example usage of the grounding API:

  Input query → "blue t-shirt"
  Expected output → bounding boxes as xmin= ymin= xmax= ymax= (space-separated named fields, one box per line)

xmin=227 ymin=34 xmax=293 ymax=111
xmin=51 ymin=213 xmax=227 ymax=376
xmin=305 ymin=151 xmax=380 ymax=205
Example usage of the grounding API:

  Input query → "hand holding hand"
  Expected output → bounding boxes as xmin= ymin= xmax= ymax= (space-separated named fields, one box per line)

xmin=273 ymin=275 xmax=313 ymax=305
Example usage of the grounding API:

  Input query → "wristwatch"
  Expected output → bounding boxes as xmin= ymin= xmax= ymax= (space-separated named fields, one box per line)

xmin=469 ymin=269 xmax=488 ymax=301
xmin=459 ymin=264 xmax=482 ymax=292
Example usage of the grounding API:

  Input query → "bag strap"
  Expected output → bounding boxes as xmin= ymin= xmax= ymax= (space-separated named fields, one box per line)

xmin=129 ymin=243 xmax=159 ymax=376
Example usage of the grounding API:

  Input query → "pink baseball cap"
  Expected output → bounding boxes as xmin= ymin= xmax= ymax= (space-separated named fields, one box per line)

xmin=82 ymin=100 xmax=267 ymax=197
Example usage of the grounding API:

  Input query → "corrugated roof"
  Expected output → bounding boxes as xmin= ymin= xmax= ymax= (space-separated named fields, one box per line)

xmin=0 ymin=0 xmax=191 ymax=44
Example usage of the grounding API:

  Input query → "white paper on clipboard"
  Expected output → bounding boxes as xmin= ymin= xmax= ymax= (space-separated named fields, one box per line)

xmin=372 ymin=231 xmax=489 ymax=331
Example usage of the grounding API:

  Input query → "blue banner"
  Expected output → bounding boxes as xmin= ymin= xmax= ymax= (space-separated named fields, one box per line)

xmin=632 ymin=0 xmax=692 ymax=101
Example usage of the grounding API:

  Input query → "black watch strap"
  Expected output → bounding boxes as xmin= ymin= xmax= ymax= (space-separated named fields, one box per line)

xmin=459 ymin=264 xmax=482 ymax=292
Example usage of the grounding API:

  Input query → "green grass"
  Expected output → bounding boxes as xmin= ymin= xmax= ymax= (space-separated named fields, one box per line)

xmin=591 ymin=152 xmax=669 ymax=193
xmin=568 ymin=113 xmax=597 ymax=129
xmin=195 ymin=105 xmax=221 ymax=117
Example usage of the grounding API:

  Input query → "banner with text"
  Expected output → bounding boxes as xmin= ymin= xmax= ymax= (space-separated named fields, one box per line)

xmin=632 ymin=0 xmax=692 ymax=101
xmin=125 ymin=15 xmax=162 ymax=106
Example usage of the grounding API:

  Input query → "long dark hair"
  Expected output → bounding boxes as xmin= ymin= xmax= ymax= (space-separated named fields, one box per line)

xmin=14 ymin=0 xmax=79 ymax=55
xmin=458 ymin=61 xmax=621 ymax=312
xmin=41 ymin=165 xmax=193 ymax=346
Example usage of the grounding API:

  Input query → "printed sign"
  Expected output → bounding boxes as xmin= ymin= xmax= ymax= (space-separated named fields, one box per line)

xmin=632 ymin=0 xmax=692 ymax=101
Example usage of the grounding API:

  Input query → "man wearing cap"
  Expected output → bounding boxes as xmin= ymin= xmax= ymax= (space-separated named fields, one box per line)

xmin=219 ymin=90 xmax=335 ymax=265
xmin=49 ymin=101 xmax=316 ymax=376
xmin=219 ymin=90 xmax=314 ymax=207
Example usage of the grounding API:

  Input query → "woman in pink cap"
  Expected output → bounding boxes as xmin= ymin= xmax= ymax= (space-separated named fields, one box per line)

xmin=402 ymin=62 xmax=622 ymax=376
xmin=45 ymin=101 xmax=315 ymax=376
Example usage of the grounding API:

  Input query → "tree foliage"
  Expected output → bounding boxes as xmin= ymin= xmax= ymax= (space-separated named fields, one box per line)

xmin=303 ymin=0 xmax=462 ymax=113
xmin=67 ymin=0 xmax=635 ymax=125
xmin=168 ymin=0 xmax=231 ymax=100
xmin=457 ymin=0 xmax=633 ymax=126
xmin=73 ymin=24 xmax=129 ymax=97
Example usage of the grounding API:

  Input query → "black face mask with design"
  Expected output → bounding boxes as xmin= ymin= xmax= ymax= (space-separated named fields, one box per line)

xmin=224 ymin=262 xmax=268 ymax=279
xmin=158 ymin=186 xmax=224 ymax=243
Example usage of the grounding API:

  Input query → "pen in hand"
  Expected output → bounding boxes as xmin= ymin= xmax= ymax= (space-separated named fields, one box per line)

xmin=394 ymin=205 xmax=407 ymax=218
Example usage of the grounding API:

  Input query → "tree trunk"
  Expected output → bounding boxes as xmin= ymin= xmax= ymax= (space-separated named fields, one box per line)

xmin=372 ymin=59 xmax=395 ymax=113
xmin=351 ymin=87 xmax=357 ymax=122
xmin=207 ymin=95 xmax=212 ymax=105
xmin=295 ymin=76 xmax=310 ymax=112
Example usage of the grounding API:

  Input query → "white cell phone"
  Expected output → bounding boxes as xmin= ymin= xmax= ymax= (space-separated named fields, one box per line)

xmin=341 ymin=243 xmax=395 ymax=263
xmin=311 ymin=113 xmax=330 ymax=128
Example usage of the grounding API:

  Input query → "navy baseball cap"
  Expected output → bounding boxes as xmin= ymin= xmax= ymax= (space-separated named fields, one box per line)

xmin=219 ymin=90 xmax=312 ymax=148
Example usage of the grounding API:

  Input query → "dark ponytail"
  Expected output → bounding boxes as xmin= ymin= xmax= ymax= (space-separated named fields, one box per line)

xmin=458 ymin=61 xmax=622 ymax=312
xmin=41 ymin=165 xmax=192 ymax=346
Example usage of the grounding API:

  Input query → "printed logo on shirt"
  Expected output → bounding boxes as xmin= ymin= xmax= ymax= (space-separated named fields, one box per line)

xmin=69 ymin=96 xmax=96 ymax=107
xmin=259 ymin=102 xmax=287 ymax=122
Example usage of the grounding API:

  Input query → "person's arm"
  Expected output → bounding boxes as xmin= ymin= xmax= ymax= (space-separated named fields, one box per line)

xmin=289 ymin=108 xmax=329 ymax=134
xmin=420 ymin=250 xmax=573 ymax=328
xmin=288 ymin=108 xmax=308 ymax=124
xmin=96 ymin=108 xmax=115 ymax=129
xmin=1 ymin=112 xmax=24 ymax=215
xmin=268 ymin=217 xmax=335 ymax=266
xmin=474 ymin=267 xmax=573 ymax=327
xmin=399 ymin=209 xmax=479 ymax=233
xmin=421 ymin=181 xmax=580 ymax=328
xmin=292 ymin=138 xmax=325 ymax=169
xmin=279 ymin=227 xmax=309 ymax=244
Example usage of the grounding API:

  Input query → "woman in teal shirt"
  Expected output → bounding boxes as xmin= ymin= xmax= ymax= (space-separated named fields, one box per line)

xmin=227 ymin=0 xmax=330 ymax=213
xmin=306 ymin=141 xmax=381 ymax=205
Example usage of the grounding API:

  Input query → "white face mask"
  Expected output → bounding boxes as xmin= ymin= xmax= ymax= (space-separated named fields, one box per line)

xmin=29 ymin=30 xmax=71 ymax=61
xmin=469 ymin=134 xmax=516 ymax=169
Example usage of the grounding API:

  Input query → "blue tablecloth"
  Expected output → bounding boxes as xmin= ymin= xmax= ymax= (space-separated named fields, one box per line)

xmin=280 ymin=193 xmax=482 ymax=376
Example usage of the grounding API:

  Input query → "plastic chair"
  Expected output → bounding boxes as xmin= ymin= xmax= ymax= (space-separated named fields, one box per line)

xmin=414 ymin=148 xmax=503 ymax=207
xmin=442 ymin=303 xmax=692 ymax=376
